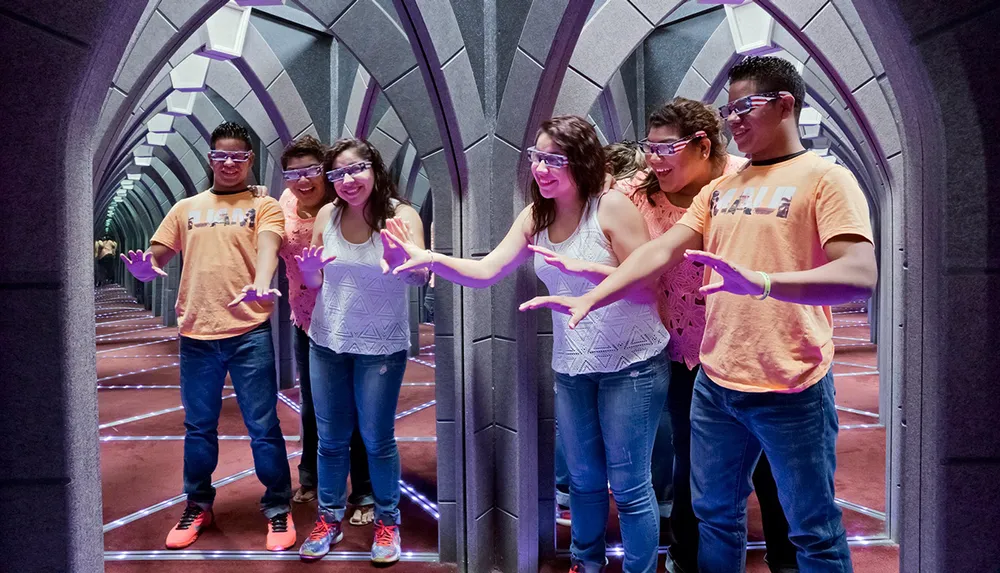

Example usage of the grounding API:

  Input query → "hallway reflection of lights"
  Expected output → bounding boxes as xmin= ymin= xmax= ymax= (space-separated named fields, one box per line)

xmin=104 ymin=550 xmax=440 ymax=562
xmin=98 ymin=394 xmax=236 ymax=429
xmin=585 ymin=535 xmax=895 ymax=558
xmin=103 ymin=450 xmax=305 ymax=533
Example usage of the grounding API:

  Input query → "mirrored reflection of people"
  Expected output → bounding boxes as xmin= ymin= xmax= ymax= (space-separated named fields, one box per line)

xmin=95 ymin=237 xmax=117 ymax=286
xmin=523 ymin=57 xmax=876 ymax=573
xmin=295 ymin=138 xmax=428 ymax=565
xmin=121 ymin=122 xmax=296 ymax=553
xmin=270 ymin=136 xmax=376 ymax=526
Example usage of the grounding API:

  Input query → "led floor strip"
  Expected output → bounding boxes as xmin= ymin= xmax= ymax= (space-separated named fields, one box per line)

xmin=98 ymin=394 xmax=236 ymax=429
xmin=835 ymin=498 xmax=887 ymax=521
xmin=102 ymin=450 xmax=303 ymax=533
xmin=841 ymin=423 xmax=884 ymax=430
xmin=96 ymin=325 xmax=172 ymax=340
xmin=104 ymin=550 xmax=439 ymax=562
xmin=834 ymin=371 xmax=880 ymax=378
xmin=96 ymin=315 xmax=155 ymax=326
xmin=97 ymin=337 xmax=178 ymax=353
xmin=836 ymin=405 xmax=880 ymax=419
xmin=408 ymin=357 xmax=436 ymax=369
xmin=833 ymin=360 xmax=878 ymax=370
xmin=396 ymin=400 xmax=436 ymax=419
xmin=402 ymin=382 xmax=435 ymax=386
xmin=98 ymin=354 xmax=179 ymax=360
xmin=97 ymin=362 xmax=180 ymax=382
xmin=101 ymin=435 xmax=301 ymax=442
xmin=398 ymin=479 xmax=439 ymax=519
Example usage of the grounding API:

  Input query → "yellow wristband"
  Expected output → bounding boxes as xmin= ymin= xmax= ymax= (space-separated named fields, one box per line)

xmin=755 ymin=271 xmax=771 ymax=300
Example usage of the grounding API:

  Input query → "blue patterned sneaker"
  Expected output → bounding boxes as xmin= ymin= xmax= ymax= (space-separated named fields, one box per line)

xmin=298 ymin=515 xmax=343 ymax=561
xmin=370 ymin=519 xmax=401 ymax=564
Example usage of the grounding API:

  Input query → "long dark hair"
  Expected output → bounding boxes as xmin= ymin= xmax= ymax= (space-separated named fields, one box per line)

xmin=637 ymin=97 xmax=727 ymax=206
xmin=324 ymin=138 xmax=407 ymax=233
xmin=529 ymin=116 xmax=606 ymax=235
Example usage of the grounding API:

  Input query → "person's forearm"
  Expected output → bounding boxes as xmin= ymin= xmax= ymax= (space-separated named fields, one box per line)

xmin=583 ymin=237 xmax=684 ymax=310
xmin=428 ymin=253 xmax=509 ymax=288
xmin=254 ymin=242 xmax=281 ymax=290
xmin=570 ymin=261 xmax=655 ymax=304
xmin=767 ymin=257 xmax=877 ymax=305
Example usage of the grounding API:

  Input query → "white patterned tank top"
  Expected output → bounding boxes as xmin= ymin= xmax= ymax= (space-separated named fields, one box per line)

xmin=308 ymin=203 xmax=410 ymax=355
xmin=534 ymin=194 xmax=670 ymax=375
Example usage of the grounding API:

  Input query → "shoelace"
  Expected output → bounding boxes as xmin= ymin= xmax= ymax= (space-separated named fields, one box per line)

xmin=175 ymin=505 xmax=203 ymax=530
xmin=269 ymin=513 xmax=289 ymax=533
xmin=569 ymin=565 xmax=582 ymax=573
xmin=374 ymin=521 xmax=398 ymax=546
xmin=308 ymin=517 xmax=331 ymax=541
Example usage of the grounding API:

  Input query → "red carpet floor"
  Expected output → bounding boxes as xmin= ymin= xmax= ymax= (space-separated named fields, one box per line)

xmin=95 ymin=286 xmax=896 ymax=571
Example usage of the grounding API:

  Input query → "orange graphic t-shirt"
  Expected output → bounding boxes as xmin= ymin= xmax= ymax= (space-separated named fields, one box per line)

xmin=151 ymin=190 xmax=285 ymax=340
xmin=677 ymin=151 xmax=873 ymax=393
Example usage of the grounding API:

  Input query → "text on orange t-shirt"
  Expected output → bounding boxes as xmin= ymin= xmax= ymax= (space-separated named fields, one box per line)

xmin=151 ymin=190 xmax=285 ymax=340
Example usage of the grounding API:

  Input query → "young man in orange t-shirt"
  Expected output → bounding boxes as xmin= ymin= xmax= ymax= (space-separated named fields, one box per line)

xmin=522 ymin=57 xmax=876 ymax=572
xmin=121 ymin=122 xmax=296 ymax=552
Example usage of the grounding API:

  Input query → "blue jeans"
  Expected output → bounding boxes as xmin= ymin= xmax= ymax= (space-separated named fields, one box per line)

xmin=309 ymin=342 xmax=407 ymax=524
xmin=555 ymin=353 xmax=669 ymax=573
xmin=690 ymin=368 xmax=852 ymax=573
xmin=293 ymin=326 xmax=373 ymax=505
xmin=179 ymin=321 xmax=292 ymax=518
xmin=556 ymin=387 xmax=673 ymax=518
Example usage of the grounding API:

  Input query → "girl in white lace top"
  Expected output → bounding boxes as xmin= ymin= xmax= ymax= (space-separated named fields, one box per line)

xmin=294 ymin=139 xmax=428 ymax=565
xmin=383 ymin=116 xmax=669 ymax=573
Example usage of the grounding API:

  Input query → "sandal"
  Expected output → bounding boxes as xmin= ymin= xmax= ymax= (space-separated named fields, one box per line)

xmin=349 ymin=504 xmax=375 ymax=526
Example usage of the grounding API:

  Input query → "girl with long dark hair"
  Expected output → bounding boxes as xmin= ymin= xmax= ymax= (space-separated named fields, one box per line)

xmin=384 ymin=116 xmax=670 ymax=573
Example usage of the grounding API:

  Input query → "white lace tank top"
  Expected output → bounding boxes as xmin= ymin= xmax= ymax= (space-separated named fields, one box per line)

xmin=534 ymin=195 xmax=670 ymax=375
xmin=308 ymin=204 xmax=410 ymax=356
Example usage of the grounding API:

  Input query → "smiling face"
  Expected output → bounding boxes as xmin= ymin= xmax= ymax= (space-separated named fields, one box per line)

xmin=725 ymin=79 xmax=788 ymax=157
xmin=644 ymin=125 xmax=711 ymax=195
xmin=284 ymin=155 xmax=327 ymax=210
xmin=330 ymin=147 xmax=374 ymax=209
xmin=530 ymin=132 xmax=577 ymax=201
xmin=210 ymin=138 xmax=254 ymax=189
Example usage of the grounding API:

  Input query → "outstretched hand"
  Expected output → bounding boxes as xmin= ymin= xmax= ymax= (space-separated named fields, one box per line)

xmin=518 ymin=295 xmax=594 ymax=330
xmin=380 ymin=226 xmax=433 ymax=275
xmin=380 ymin=217 xmax=413 ymax=274
xmin=295 ymin=245 xmax=337 ymax=274
xmin=120 ymin=250 xmax=167 ymax=283
xmin=683 ymin=250 xmax=765 ymax=297
xmin=228 ymin=285 xmax=282 ymax=307
xmin=527 ymin=245 xmax=591 ymax=277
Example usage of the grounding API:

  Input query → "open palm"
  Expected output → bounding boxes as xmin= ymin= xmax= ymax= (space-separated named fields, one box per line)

xmin=683 ymin=250 xmax=764 ymax=296
xmin=120 ymin=250 xmax=167 ymax=283
xmin=295 ymin=245 xmax=336 ymax=274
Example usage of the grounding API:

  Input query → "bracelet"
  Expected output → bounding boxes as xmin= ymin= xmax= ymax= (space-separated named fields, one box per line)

xmin=427 ymin=249 xmax=434 ymax=271
xmin=755 ymin=271 xmax=771 ymax=300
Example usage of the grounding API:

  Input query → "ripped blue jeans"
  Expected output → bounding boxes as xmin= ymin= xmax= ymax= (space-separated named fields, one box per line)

xmin=555 ymin=352 xmax=670 ymax=573
xmin=309 ymin=342 xmax=407 ymax=525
